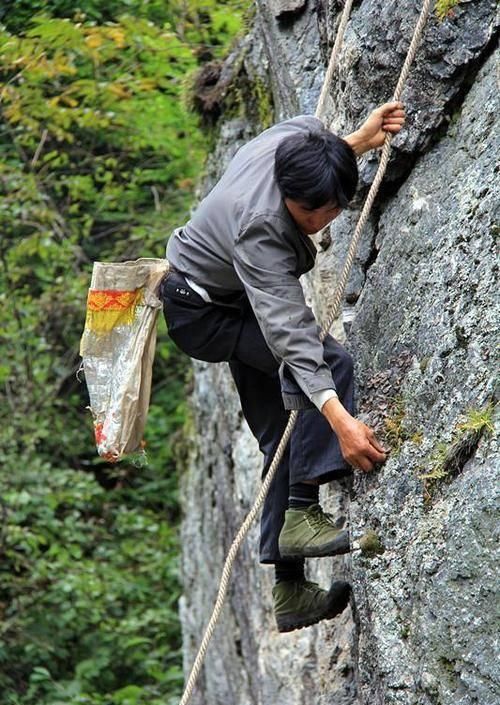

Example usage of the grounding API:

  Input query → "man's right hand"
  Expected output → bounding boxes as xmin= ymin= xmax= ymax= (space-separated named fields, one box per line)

xmin=322 ymin=397 xmax=388 ymax=472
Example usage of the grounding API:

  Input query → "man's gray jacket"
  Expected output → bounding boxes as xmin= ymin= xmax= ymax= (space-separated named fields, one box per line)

xmin=166 ymin=115 xmax=337 ymax=408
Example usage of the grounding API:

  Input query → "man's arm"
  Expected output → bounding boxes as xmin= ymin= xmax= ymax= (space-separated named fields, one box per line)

xmin=319 ymin=101 xmax=405 ymax=469
xmin=233 ymin=217 xmax=337 ymax=401
xmin=233 ymin=217 xmax=388 ymax=473
xmin=344 ymin=101 xmax=406 ymax=156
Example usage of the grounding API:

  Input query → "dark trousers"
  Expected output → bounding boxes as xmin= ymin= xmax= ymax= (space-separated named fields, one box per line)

xmin=161 ymin=272 xmax=355 ymax=563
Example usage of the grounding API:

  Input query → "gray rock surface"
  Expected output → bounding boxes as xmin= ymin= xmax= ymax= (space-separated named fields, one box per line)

xmin=177 ymin=1 xmax=499 ymax=703
xmin=268 ymin=0 xmax=307 ymax=19
xmin=346 ymin=51 xmax=499 ymax=705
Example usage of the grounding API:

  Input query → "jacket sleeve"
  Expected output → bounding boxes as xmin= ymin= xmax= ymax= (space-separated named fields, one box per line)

xmin=233 ymin=216 xmax=336 ymax=400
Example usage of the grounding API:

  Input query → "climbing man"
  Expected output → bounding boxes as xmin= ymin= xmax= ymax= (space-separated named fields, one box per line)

xmin=161 ymin=102 xmax=405 ymax=632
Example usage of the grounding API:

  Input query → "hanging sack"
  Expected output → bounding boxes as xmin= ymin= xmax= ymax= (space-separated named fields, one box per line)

xmin=79 ymin=257 xmax=169 ymax=462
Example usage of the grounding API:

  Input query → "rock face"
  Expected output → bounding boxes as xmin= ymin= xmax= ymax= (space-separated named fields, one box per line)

xmin=177 ymin=2 xmax=499 ymax=704
xmin=346 ymin=49 xmax=499 ymax=705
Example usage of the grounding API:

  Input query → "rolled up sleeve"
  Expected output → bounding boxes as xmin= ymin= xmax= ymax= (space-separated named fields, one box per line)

xmin=233 ymin=216 xmax=336 ymax=403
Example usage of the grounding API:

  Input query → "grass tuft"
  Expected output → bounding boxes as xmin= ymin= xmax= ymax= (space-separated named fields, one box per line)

xmin=435 ymin=0 xmax=461 ymax=21
xmin=419 ymin=400 xmax=497 ymax=499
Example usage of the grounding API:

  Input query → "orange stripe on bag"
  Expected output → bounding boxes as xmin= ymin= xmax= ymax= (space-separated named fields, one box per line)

xmin=85 ymin=288 xmax=143 ymax=332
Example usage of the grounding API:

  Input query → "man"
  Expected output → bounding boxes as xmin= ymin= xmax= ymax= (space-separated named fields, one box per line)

xmin=161 ymin=102 xmax=405 ymax=632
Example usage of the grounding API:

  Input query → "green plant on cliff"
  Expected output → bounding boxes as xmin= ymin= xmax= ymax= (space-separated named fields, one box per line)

xmin=383 ymin=394 xmax=425 ymax=456
xmin=383 ymin=395 xmax=408 ymax=455
xmin=184 ymin=41 xmax=274 ymax=133
xmin=419 ymin=400 xmax=496 ymax=499
xmin=435 ymin=0 xmax=462 ymax=21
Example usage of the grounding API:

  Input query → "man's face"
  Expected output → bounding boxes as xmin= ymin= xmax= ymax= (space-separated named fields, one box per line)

xmin=284 ymin=198 xmax=342 ymax=235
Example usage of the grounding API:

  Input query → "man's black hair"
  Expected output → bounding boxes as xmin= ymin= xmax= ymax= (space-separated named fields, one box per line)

xmin=274 ymin=128 xmax=358 ymax=209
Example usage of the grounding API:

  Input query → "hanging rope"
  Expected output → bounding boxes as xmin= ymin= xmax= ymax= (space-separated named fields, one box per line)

xmin=178 ymin=1 xmax=433 ymax=703
xmin=315 ymin=0 xmax=354 ymax=121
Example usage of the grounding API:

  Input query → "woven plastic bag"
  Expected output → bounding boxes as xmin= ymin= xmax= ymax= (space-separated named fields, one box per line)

xmin=79 ymin=258 xmax=169 ymax=462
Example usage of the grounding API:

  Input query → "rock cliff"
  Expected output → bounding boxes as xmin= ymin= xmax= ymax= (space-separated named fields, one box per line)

xmin=177 ymin=2 xmax=499 ymax=704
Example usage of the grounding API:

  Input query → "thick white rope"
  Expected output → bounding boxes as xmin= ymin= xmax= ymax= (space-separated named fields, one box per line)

xmin=320 ymin=0 xmax=433 ymax=337
xmin=315 ymin=0 xmax=355 ymax=120
xmin=178 ymin=1 xmax=433 ymax=702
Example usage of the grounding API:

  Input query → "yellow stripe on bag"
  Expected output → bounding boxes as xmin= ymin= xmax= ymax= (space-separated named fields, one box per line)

xmin=85 ymin=288 xmax=143 ymax=333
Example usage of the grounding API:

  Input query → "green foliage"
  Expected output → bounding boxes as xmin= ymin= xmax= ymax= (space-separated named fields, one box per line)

xmin=419 ymin=441 xmax=451 ymax=482
xmin=0 ymin=466 xmax=182 ymax=703
xmin=419 ymin=400 xmax=497 ymax=499
xmin=223 ymin=69 xmax=274 ymax=129
xmin=410 ymin=430 xmax=424 ymax=446
xmin=382 ymin=394 xmax=425 ymax=457
xmin=383 ymin=395 xmax=408 ymax=455
xmin=1 ymin=0 xmax=246 ymax=51
xmin=455 ymin=403 xmax=495 ymax=435
xmin=435 ymin=0 xmax=461 ymax=21
xmin=0 ymin=1 xmax=247 ymax=703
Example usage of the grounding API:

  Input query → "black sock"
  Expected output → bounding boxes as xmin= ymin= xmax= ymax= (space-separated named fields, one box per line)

xmin=288 ymin=481 xmax=319 ymax=509
xmin=274 ymin=558 xmax=305 ymax=584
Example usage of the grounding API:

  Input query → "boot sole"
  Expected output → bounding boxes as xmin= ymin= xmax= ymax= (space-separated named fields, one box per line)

xmin=276 ymin=583 xmax=350 ymax=633
xmin=279 ymin=531 xmax=350 ymax=559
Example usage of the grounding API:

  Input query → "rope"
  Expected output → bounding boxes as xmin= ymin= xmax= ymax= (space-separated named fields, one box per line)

xmin=178 ymin=412 xmax=298 ymax=705
xmin=315 ymin=0 xmax=354 ymax=120
xmin=321 ymin=0 xmax=433 ymax=338
xmin=178 ymin=1 xmax=432 ymax=702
